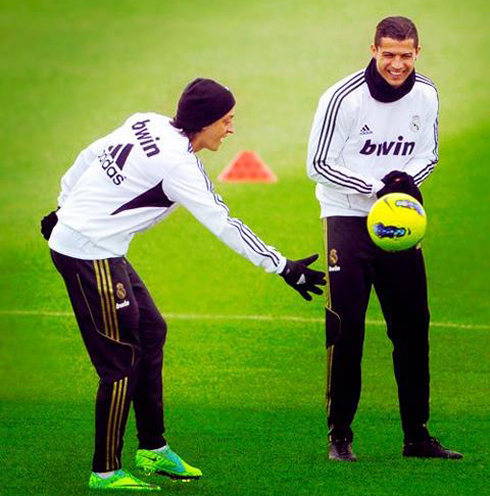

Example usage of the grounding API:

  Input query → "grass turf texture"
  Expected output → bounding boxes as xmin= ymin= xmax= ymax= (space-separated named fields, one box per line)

xmin=1 ymin=0 xmax=489 ymax=495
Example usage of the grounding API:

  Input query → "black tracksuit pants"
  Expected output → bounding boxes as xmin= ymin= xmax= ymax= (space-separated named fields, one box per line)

xmin=323 ymin=217 xmax=430 ymax=443
xmin=51 ymin=250 xmax=167 ymax=472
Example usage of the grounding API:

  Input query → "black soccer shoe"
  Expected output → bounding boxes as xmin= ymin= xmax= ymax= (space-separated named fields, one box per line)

xmin=329 ymin=439 xmax=357 ymax=462
xmin=403 ymin=437 xmax=463 ymax=459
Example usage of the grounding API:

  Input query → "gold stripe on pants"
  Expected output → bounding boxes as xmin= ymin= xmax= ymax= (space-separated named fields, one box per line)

xmin=322 ymin=218 xmax=335 ymax=421
xmin=93 ymin=261 xmax=111 ymax=338
xmin=103 ymin=260 xmax=120 ymax=342
xmin=93 ymin=260 xmax=121 ymax=341
xmin=93 ymin=259 xmax=127 ymax=470
xmin=106 ymin=377 xmax=128 ymax=471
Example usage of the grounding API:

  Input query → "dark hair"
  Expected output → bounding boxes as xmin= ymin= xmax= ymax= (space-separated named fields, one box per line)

xmin=374 ymin=16 xmax=419 ymax=47
xmin=170 ymin=120 xmax=200 ymax=142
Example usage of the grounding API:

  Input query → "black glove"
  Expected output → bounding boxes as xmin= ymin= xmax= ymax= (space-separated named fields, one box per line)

xmin=376 ymin=170 xmax=423 ymax=204
xmin=40 ymin=209 xmax=59 ymax=240
xmin=280 ymin=253 xmax=326 ymax=301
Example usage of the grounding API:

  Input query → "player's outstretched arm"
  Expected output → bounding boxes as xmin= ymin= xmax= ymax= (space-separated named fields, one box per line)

xmin=280 ymin=254 xmax=326 ymax=301
xmin=163 ymin=160 xmax=326 ymax=298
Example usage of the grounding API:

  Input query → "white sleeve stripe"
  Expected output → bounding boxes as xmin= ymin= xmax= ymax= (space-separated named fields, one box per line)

xmin=237 ymin=220 xmax=280 ymax=264
xmin=413 ymin=161 xmax=437 ymax=184
xmin=320 ymin=159 xmax=372 ymax=192
xmin=196 ymin=159 xmax=213 ymax=190
xmin=415 ymin=73 xmax=436 ymax=88
xmin=211 ymin=191 xmax=230 ymax=212
xmin=228 ymin=218 xmax=280 ymax=266
xmin=413 ymin=117 xmax=439 ymax=185
xmin=312 ymin=72 xmax=371 ymax=191
xmin=433 ymin=117 xmax=439 ymax=161
xmin=412 ymin=78 xmax=439 ymax=186
xmin=193 ymin=158 xmax=280 ymax=267
xmin=435 ymin=117 xmax=439 ymax=148
xmin=414 ymin=165 xmax=435 ymax=185
xmin=312 ymin=72 xmax=365 ymax=167
xmin=415 ymin=80 xmax=436 ymax=91
xmin=314 ymin=72 xmax=364 ymax=164
xmin=323 ymin=163 xmax=372 ymax=193
xmin=195 ymin=159 xmax=230 ymax=211
xmin=196 ymin=160 xmax=232 ymax=214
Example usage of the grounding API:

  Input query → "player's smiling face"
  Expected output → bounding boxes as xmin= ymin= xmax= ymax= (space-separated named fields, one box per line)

xmin=371 ymin=37 xmax=420 ymax=87
xmin=192 ymin=108 xmax=235 ymax=152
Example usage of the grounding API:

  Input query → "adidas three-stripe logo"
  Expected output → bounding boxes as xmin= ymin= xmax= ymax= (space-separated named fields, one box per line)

xmin=360 ymin=124 xmax=373 ymax=135
xmin=98 ymin=143 xmax=134 ymax=186
xmin=108 ymin=144 xmax=134 ymax=169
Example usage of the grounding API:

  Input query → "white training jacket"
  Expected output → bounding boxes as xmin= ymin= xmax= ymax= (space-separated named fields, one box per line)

xmin=307 ymin=70 xmax=439 ymax=217
xmin=49 ymin=113 xmax=286 ymax=274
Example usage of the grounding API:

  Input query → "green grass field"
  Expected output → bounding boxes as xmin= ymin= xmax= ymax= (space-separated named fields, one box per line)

xmin=1 ymin=1 xmax=489 ymax=495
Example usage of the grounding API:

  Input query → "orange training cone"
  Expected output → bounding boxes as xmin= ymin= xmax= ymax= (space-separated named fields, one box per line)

xmin=218 ymin=151 xmax=277 ymax=183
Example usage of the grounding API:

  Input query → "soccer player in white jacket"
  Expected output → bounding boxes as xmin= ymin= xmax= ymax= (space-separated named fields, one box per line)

xmin=42 ymin=78 xmax=325 ymax=490
xmin=307 ymin=17 xmax=462 ymax=462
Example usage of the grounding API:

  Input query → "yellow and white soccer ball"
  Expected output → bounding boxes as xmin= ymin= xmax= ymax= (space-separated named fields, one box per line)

xmin=367 ymin=193 xmax=427 ymax=252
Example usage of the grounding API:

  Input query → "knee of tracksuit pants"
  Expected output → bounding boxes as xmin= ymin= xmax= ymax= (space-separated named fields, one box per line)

xmin=144 ymin=318 xmax=167 ymax=347
xmin=330 ymin=320 xmax=365 ymax=379
xmin=331 ymin=340 xmax=364 ymax=379
xmin=386 ymin=309 xmax=430 ymax=348
xmin=138 ymin=322 xmax=167 ymax=359
xmin=335 ymin=313 xmax=367 ymax=345
xmin=95 ymin=340 xmax=143 ymax=384
xmin=329 ymin=318 xmax=365 ymax=379
xmin=153 ymin=325 xmax=167 ymax=350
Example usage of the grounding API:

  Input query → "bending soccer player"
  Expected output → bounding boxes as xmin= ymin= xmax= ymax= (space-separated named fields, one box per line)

xmin=42 ymin=78 xmax=325 ymax=490
xmin=307 ymin=17 xmax=462 ymax=461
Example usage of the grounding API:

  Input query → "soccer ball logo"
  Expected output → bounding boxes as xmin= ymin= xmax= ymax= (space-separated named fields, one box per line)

xmin=367 ymin=193 xmax=427 ymax=251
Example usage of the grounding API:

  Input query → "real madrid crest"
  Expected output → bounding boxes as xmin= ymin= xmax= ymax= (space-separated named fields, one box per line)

xmin=328 ymin=249 xmax=338 ymax=266
xmin=410 ymin=115 xmax=421 ymax=132
xmin=116 ymin=282 xmax=127 ymax=299
xmin=328 ymin=248 xmax=341 ymax=272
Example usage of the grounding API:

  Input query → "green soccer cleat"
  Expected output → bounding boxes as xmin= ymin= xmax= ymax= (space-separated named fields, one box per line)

xmin=88 ymin=469 xmax=161 ymax=490
xmin=135 ymin=446 xmax=202 ymax=481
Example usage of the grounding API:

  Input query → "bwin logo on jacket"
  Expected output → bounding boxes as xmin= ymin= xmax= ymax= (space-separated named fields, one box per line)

xmin=132 ymin=119 xmax=161 ymax=157
xmin=360 ymin=136 xmax=415 ymax=157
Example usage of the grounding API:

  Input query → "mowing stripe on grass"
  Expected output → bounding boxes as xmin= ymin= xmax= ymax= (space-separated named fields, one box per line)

xmin=0 ymin=309 xmax=488 ymax=330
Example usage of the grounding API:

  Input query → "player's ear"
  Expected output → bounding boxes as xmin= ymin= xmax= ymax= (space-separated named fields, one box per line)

xmin=370 ymin=43 xmax=377 ymax=58
xmin=415 ymin=45 xmax=422 ymax=59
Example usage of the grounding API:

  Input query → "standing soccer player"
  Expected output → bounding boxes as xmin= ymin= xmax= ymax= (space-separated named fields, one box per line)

xmin=42 ymin=78 xmax=325 ymax=490
xmin=307 ymin=17 xmax=462 ymax=461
